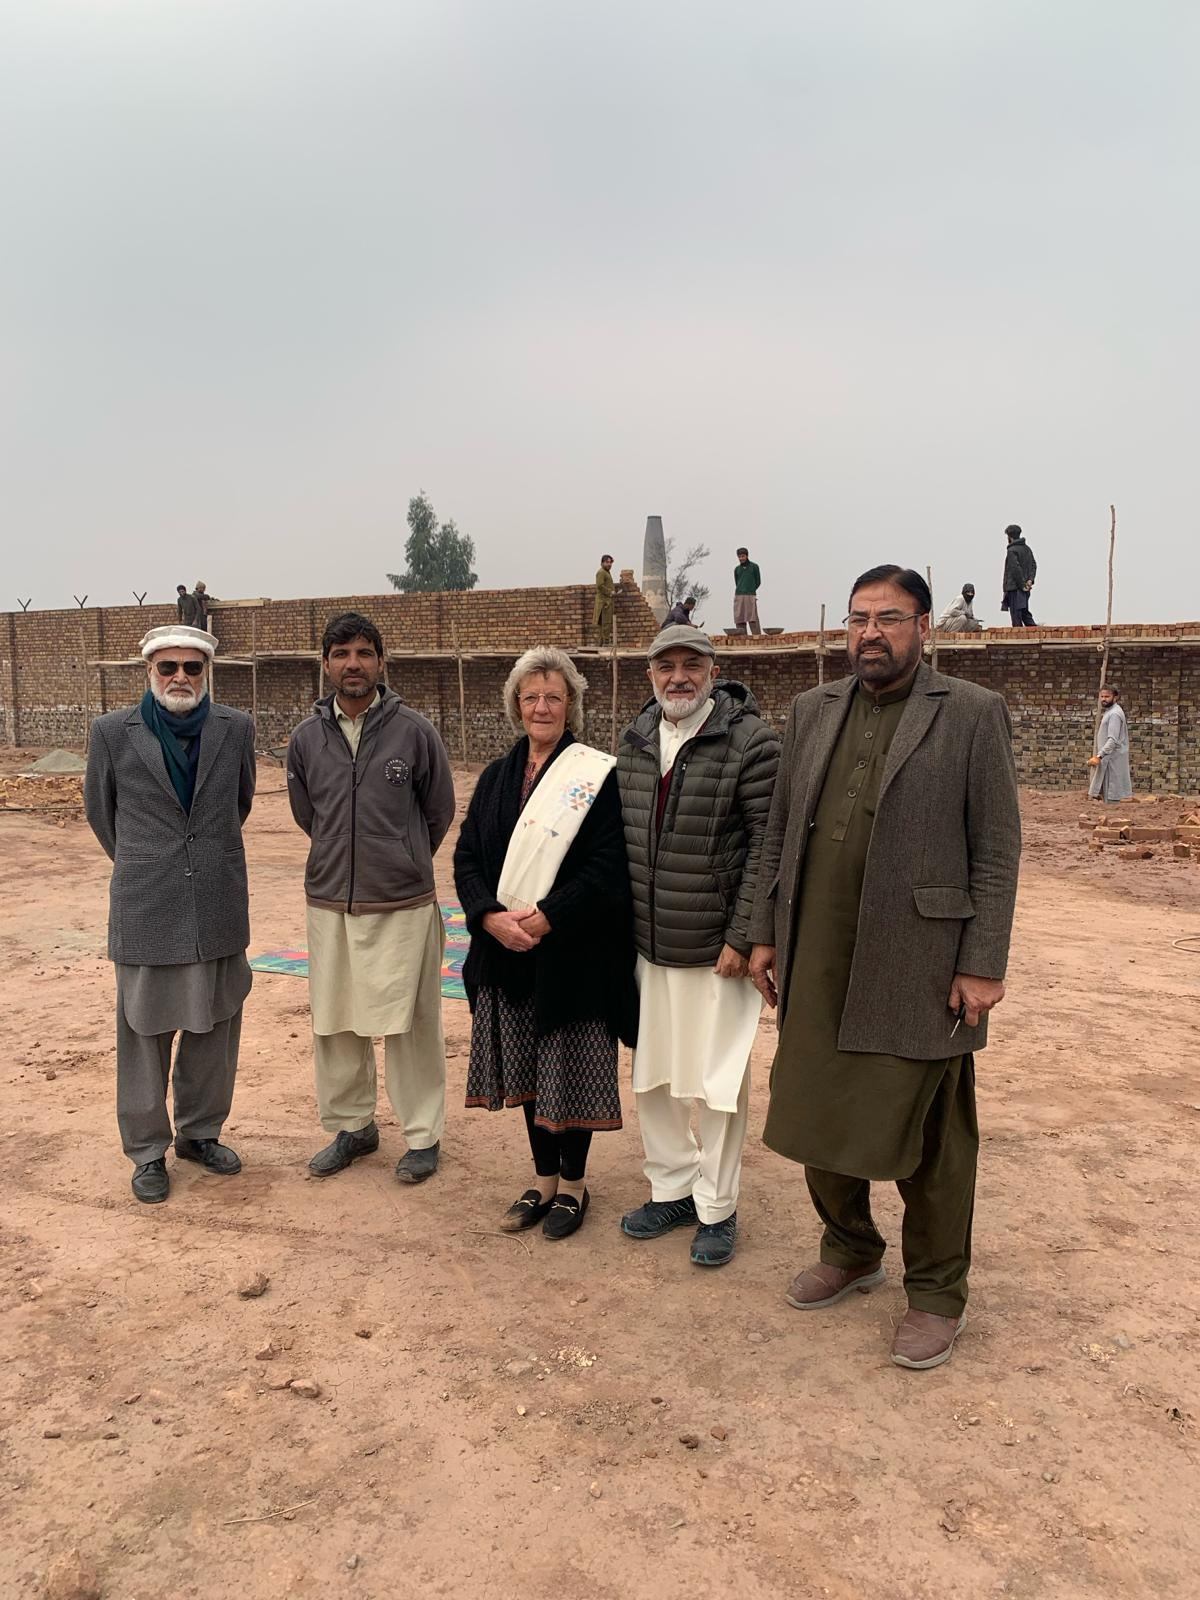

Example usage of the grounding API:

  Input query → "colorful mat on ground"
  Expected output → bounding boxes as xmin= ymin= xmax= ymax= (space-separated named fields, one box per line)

xmin=250 ymin=901 xmax=470 ymax=1001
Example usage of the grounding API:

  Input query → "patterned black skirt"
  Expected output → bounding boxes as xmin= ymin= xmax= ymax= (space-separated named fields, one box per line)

xmin=465 ymin=986 xmax=622 ymax=1132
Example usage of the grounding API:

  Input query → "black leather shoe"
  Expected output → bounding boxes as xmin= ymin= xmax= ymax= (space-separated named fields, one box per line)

xmin=175 ymin=1137 xmax=242 ymax=1175
xmin=132 ymin=1158 xmax=169 ymax=1204
xmin=395 ymin=1142 xmax=439 ymax=1184
xmin=499 ymin=1188 xmax=556 ymax=1232
xmin=543 ymin=1188 xmax=589 ymax=1239
xmin=308 ymin=1123 xmax=380 ymax=1177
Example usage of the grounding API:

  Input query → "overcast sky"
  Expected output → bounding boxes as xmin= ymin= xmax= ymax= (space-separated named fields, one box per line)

xmin=2 ymin=1 xmax=1196 ymax=627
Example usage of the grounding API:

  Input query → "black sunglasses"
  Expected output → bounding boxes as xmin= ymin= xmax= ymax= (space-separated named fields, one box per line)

xmin=154 ymin=660 xmax=206 ymax=678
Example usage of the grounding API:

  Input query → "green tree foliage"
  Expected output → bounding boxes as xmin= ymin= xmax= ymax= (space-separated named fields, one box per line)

xmin=387 ymin=492 xmax=478 ymax=592
xmin=665 ymin=538 xmax=711 ymax=609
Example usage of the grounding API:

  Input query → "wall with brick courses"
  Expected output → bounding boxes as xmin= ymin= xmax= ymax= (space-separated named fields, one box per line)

xmin=2 ymin=588 xmax=1197 ymax=792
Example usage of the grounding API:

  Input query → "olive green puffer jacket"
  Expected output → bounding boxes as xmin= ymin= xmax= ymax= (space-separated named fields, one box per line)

xmin=615 ymin=681 xmax=780 ymax=967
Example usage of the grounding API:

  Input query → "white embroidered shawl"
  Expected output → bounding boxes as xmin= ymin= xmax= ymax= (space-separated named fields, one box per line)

xmin=497 ymin=741 xmax=617 ymax=914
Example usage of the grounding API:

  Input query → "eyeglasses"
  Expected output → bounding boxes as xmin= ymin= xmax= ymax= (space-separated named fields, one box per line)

xmin=519 ymin=693 xmax=566 ymax=709
xmin=154 ymin=660 xmax=206 ymax=678
xmin=843 ymin=611 xmax=923 ymax=633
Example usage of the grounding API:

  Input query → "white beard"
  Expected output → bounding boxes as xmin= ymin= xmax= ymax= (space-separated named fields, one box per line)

xmin=654 ymin=684 xmax=708 ymax=723
xmin=150 ymin=675 xmax=206 ymax=714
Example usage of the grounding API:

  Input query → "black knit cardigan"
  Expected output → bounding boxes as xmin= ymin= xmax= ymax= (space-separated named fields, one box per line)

xmin=453 ymin=732 xmax=639 ymax=1046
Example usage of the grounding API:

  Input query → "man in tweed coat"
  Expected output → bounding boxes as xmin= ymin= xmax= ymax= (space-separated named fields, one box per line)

xmin=616 ymin=624 xmax=779 ymax=1268
xmin=749 ymin=566 xmax=1020 ymax=1369
xmin=85 ymin=624 xmax=256 ymax=1204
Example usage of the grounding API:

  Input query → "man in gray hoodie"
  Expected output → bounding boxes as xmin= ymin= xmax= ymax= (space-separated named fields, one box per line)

xmin=288 ymin=611 xmax=455 ymax=1183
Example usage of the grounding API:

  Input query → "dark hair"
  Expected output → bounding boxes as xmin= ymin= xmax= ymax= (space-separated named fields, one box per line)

xmin=601 ymin=553 xmax=614 ymax=562
xmin=736 ymin=547 xmax=749 ymax=556
xmin=684 ymin=596 xmax=696 ymax=607
xmin=848 ymin=565 xmax=932 ymax=616
xmin=1005 ymin=524 xmax=1022 ymax=538
xmin=176 ymin=584 xmax=187 ymax=593
xmin=322 ymin=610 xmax=384 ymax=660
xmin=1102 ymin=684 xmax=1120 ymax=700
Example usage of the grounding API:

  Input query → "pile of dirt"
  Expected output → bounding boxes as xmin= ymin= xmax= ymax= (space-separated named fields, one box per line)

xmin=24 ymin=749 xmax=88 ymax=775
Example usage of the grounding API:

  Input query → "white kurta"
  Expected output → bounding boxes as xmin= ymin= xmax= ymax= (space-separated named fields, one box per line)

xmin=307 ymin=900 xmax=440 ymax=1037
xmin=630 ymin=690 xmax=761 ymax=1109
xmin=1089 ymin=704 xmax=1133 ymax=802
xmin=632 ymin=956 xmax=761 ymax=1112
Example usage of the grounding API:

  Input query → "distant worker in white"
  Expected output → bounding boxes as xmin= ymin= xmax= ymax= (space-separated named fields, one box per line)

xmin=1088 ymin=685 xmax=1133 ymax=803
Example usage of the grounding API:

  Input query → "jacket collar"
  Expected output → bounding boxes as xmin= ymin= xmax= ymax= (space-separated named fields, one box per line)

xmin=623 ymin=680 xmax=754 ymax=751
xmin=313 ymin=683 xmax=403 ymax=721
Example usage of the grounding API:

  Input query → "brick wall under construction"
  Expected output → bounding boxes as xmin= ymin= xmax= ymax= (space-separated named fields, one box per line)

xmin=1 ymin=583 xmax=1197 ymax=792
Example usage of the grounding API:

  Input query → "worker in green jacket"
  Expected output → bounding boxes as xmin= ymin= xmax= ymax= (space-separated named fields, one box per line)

xmin=733 ymin=548 xmax=762 ymax=634
xmin=593 ymin=555 xmax=617 ymax=640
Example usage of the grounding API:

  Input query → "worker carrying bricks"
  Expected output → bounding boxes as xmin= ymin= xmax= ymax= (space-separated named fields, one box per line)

xmin=593 ymin=554 xmax=617 ymax=640
xmin=733 ymin=547 xmax=762 ymax=634
xmin=1088 ymin=685 xmax=1133 ymax=803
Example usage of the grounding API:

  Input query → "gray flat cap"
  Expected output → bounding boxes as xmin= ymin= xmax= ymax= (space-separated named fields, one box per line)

xmin=646 ymin=624 xmax=717 ymax=660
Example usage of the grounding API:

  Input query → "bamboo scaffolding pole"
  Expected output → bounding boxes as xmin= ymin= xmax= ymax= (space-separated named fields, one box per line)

xmin=927 ymin=565 xmax=938 ymax=671
xmin=453 ymin=623 xmax=467 ymax=761
xmin=250 ymin=610 xmax=259 ymax=728
xmin=1098 ymin=505 xmax=1117 ymax=695
xmin=817 ymin=603 xmax=826 ymax=685
xmin=609 ymin=600 xmax=619 ymax=755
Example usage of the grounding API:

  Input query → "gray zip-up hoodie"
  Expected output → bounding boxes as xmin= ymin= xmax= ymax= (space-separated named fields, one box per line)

xmin=287 ymin=686 xmax=455 ymax=913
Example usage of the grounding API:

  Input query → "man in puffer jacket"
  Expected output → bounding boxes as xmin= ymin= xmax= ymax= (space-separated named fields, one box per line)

xmin=288 ymin=611 xmax=455 ymax=1185
xmin=615 ymin=624 xmax=779 ymax=1268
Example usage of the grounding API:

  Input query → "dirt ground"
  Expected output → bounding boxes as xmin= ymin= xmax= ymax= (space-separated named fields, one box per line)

xmin=3 ymin=747 xmax=1199 ymax=1600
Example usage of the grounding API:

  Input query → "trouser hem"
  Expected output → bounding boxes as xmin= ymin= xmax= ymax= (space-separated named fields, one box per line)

xmin=125 ymin=1143 xmax=171 ymax=1167
xmin=319 ymin=1115 xmax=378 ymax=1134
xmin=904 ymin=1289 xmax=968 ymax=1317
xmin=649 ymin=1181 xmax=698 ymax=1203
xmin=695 ymin=1203 xmax=737 ymax=1226
xmin=820 ymin=1243 xmax=886 ymax=1269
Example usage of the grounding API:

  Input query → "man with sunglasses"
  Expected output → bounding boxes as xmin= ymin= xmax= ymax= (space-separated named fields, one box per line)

xmin=748 ymin=566 xmax=1020 ymax=1369
xmin=85 ymin=624 xmax=256 ymax=1204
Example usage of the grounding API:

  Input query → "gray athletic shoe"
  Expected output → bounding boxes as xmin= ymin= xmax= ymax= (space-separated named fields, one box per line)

xmin=621 ymin=1195 xmax=698 ymax=1239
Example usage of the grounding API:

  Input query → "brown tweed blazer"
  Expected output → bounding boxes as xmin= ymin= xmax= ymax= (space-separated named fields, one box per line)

xmin=747 ymin=661 xmax=1021 ymax=1058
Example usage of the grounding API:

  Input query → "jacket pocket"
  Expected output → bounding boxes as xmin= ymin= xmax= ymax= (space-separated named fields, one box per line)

xmin=913 ymin=885 xmax=976 ymax=919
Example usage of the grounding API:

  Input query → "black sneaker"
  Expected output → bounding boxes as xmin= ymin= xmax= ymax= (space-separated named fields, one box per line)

xmin=395 ymin=1142 xmax=439 ymax=1184
xmin=690 ymin=1212 xmax=737 ymax=1268
xmin=620 ymin=1195 xmax=698 ymax=1239
xmin=307 ymin=1123 xmax=380 ymax=1177
xmin=132 ymin=1158 xmax=169 ymax=1204
xmin=175 ymin=1137 xmax=242 ymax=1175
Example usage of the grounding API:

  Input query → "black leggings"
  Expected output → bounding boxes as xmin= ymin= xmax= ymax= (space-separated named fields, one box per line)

xmin=523 ymin=1101 xmax=592 ymax=1183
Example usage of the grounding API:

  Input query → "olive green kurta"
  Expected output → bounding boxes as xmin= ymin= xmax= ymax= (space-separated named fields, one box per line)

xmin=763 ymin=675 xmax=966 ymax=1180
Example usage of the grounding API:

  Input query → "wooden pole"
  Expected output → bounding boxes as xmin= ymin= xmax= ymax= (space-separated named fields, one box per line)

xmin=453 ymin=622 xmax=467 ymax=761
xmin=817 ymin=603 xmax=826 ymax=685
xmin=79 ymin=613 xmax=90 ymax=751
xmin=609 ymin=599 xmax=619 ymax=755
xmin=250 ymin=609 xmax=259 ymax=730
xmin=1095 ymin=505 xmax=1118 ymax=746
xmin=926 ymin=565 xmax=938 ymax=671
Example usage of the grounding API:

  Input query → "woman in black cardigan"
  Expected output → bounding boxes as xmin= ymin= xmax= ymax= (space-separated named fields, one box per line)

xmin=454 ymin=646 xmax=637 ymax=1239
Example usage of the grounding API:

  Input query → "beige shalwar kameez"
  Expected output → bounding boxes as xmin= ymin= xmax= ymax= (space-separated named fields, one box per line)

xmin=307 ymin=694 xmax=447 ymax=1146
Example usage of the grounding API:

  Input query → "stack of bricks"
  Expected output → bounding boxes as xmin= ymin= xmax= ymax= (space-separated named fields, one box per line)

xmin=2 ymin=592 xmax=1198 ymax=792
xmin=1082 ymin=809 xmax=1200 ymax=862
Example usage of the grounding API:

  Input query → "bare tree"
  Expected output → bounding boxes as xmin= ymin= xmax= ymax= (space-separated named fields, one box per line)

xmin=664 ymin=538 xmax=711 ymax=609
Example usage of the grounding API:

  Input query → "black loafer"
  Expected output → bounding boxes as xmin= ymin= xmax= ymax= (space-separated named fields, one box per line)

xmin=543 ymin=1188 xmax=589 ymax=1239
xmin=500 ymin=1188 xmax=556 ymax=1232
xmin=308 ymin=1123 xmax=380 ymax=1177
xmin=175 ymin=1137 xmax=242 ymax=1175
xmin=395 ymin=1142 xmax=439 ymax=1184
xmin=132 ymin=1158 xmax=169 ymax=1204
xmin=621 ymin=1195 xmax=697 ymax=1239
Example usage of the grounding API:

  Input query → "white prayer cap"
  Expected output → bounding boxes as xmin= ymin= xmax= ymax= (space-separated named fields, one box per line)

xmin=138 ymin=624 xmax=218 ymax=660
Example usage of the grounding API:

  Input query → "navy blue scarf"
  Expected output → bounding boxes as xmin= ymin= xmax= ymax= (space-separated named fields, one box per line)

xmin=140 ymin=688 xmax=212 ymax=812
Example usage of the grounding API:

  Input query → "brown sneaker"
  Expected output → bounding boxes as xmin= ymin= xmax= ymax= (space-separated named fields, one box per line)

xmin=890 ymin=1308 xmax=966 ymax=1370
xmin=784 ymin=1260 xmax=886 ymax=1310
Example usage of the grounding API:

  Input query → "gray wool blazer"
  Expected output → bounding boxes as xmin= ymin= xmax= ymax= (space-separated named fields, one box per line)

xmin=747 ymin=662 xmax=1021 ymax=1058
xmin=84 ymin=701 xmax=256 ymax=966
